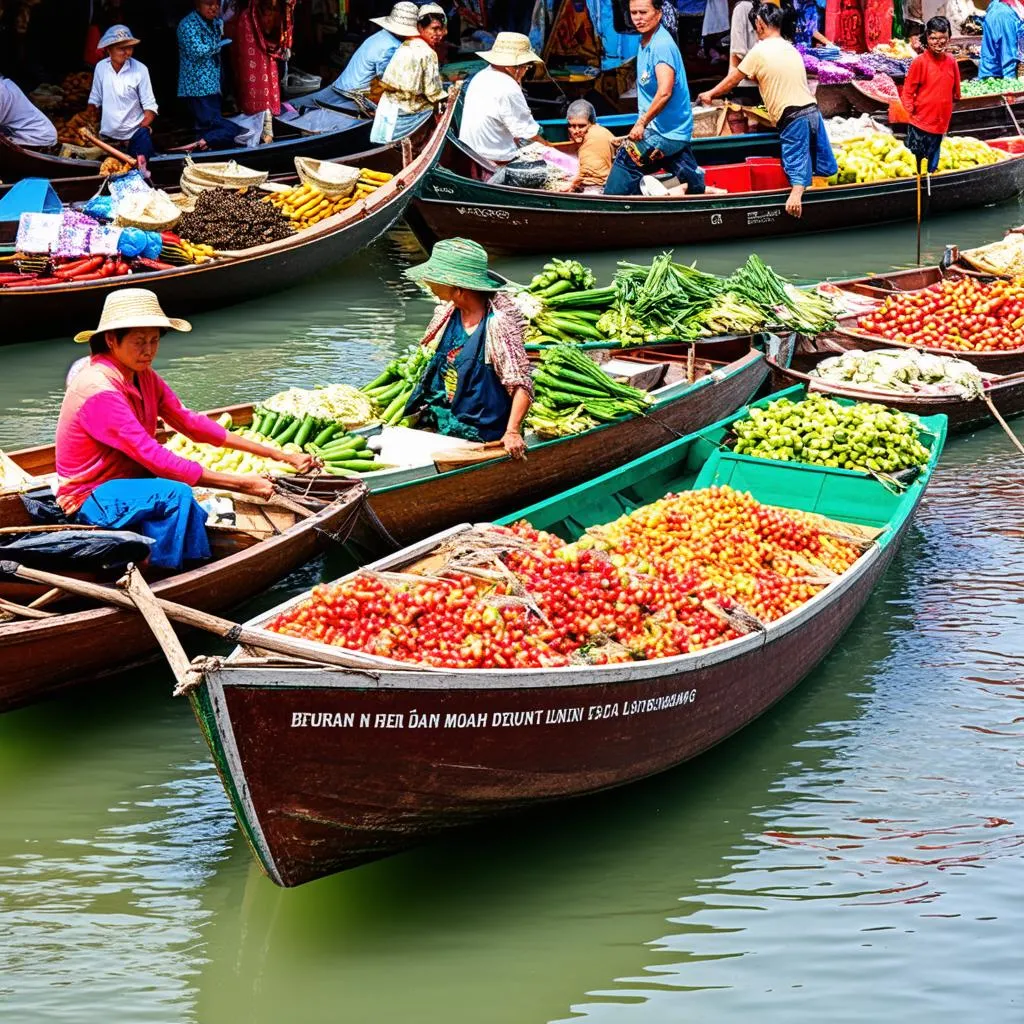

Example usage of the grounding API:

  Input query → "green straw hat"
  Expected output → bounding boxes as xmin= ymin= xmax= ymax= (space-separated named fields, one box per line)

xmin=405 ymin=238 xmax=505 ymax=292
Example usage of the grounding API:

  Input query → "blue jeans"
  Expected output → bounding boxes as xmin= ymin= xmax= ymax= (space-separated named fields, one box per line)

xmin=106 ymin=126 xmax=156 ymax=160
xmin=779 ymin=107 xmax=837 ymax=188
xmin=77 ymin=478 xmax=211 ymax=571
xmin=603 ymin=127 xmax=705 ymax=196
xmin=186 ymin=95 xmax=240 ymax=150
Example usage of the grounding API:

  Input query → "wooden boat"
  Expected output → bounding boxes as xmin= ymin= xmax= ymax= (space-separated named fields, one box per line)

xmin=0 ymin=481 xmax=370 ymax=714
xmin=407 ymin=132 xmax=1024 ymax=254
xmin=820 ymin=264 xmax=1024 ymax=376
xmin=0 ymin=334 xmax=778 ymax=711
xmin=0 ymin=97 xmax=456 ymax=346
xmin=175 ymin=385 xmax=946 ymax=886
xmin=766 ymin=347 xmax=1024 ymax=433
xmin=0 ymin=111 xmax=372 ymax=188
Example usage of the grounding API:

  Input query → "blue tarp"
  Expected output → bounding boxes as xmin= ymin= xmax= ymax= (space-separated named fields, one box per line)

xmin=0 ymin=178 xmax=62 ymax=222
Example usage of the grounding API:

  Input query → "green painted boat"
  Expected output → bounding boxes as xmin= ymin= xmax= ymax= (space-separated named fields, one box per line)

xmin=179 ymin=386 xmax=946 ymax=886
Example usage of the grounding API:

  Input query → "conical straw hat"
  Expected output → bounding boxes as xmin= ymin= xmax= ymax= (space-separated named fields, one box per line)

xmin=74 ymin=288 xmax=192 ymax=343
xmin=370 ymin=2 xmax=420 ymax=37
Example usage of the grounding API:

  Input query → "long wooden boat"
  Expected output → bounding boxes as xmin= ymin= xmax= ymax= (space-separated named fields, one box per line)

xmin=407 ymin=132 xmax=1024 ymax=254
xmin=8 ymin=333 xmax=778 ymax=545
xmin=177 ymin=386 xmax=946 ymax=886
xmin=766 ymin=347 xmax=1024 ymax=433
xmin=0 ymin=481 xmax=369 ymax=714
xmin=820 ymin=263 xmax=1024 ymax=376
xmin=0 ymin=111 xmax=372 ymax=188
xmin=0 ymin=96 xmax=456 ymax=345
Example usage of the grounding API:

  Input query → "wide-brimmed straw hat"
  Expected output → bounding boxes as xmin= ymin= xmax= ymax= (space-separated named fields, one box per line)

xmin=418 ymin=3 xmax=448 ymax=21
xmin=371 ymin=2 xmax=420 ymax=37
xmin=98 ymin=24 xmax=141 ymax=50
xmin=405 ymin=238 xmax=505 ymax=292
xmin=478 ymin=32 xmax=543 ymax=67
xmin=74 ymin=288 xmax=192 ymax=343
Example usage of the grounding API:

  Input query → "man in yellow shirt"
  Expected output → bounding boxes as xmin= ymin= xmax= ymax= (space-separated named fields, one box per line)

xmin=698 ymin=3 xmax=836 ymax=218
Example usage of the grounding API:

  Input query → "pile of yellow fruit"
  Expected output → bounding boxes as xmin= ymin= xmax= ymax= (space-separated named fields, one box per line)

xmin=164 ymin=416 xmax=298 ymax=475
xmin=262 ymin=168 xmax=395 ymax=231
xmin=827 ymin=134 xmax=1005 ymax=185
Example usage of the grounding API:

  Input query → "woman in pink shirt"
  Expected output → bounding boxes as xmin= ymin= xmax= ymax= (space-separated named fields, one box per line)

xmin=55 ymin=289 xmax=316 ymax=569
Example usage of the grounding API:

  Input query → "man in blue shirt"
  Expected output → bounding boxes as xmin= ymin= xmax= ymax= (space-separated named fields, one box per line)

xmin=603 ymin=0 xmax=706 ymax=196
xmin=978 ymin=0 xmax=1024 ymax=80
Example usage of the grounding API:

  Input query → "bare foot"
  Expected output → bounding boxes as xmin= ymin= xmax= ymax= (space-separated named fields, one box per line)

xmin=705 ymin=184 xmax=728 ymax=195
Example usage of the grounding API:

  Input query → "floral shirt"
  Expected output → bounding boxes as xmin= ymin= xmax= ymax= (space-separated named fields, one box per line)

xmin=419 ymin=291 xmax=534 ymax=400
xmin=378 ymin=37 xmax=446 ymax=115
xmin=177 ymin=10 xmax=225 ymax=98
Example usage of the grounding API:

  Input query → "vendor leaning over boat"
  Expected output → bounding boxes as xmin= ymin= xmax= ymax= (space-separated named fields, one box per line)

xmin=55 ymin=290 xmax=317 ymax=570
xmin=403 ymin=239 xmax=532 ymax=460
xmin=457 ymin=32 xmax=546 ymax=164
xmin=603 ymin=0 xmax=706 ymax=197
xmin=87 ymin=25 xmax=159 ymax=171
xmin=699 ymin=2 xmax=837 ymax=218
xmin=370 ymin=4 xmax=447 ymax=144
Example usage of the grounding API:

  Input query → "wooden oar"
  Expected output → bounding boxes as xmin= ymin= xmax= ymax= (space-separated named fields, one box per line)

xmin=983 ymin=390 xmax=1024 ymax=457
xmin=0 ymin=559 xmax=419 ymax=674
xmin=78 ymin=128 xmax=136 ymax=168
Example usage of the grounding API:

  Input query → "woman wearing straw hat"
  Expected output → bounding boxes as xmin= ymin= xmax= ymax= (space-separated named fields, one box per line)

xmin=404 ymin=239 xmax=533 ymax=459
xmin=370 ymin=4 xmax=448 ymax=144
xmin=54 ymin=289 xmax=318 ymax=570
xmin=457 ymin=32 xmax=546 ymax=165
xmin=86 ymin=25 xmax=159 ymax=168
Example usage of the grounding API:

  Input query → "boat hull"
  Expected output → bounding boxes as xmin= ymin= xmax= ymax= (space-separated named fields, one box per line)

xmin=408 ymin=147 xmax=1024 ymax=254
xmin=198 ymin=503 xmax=911 ymax=887
xmin=0 ymin=490 xmax=364 ymax=713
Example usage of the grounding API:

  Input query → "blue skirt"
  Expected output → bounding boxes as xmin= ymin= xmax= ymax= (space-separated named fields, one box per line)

xmin=77 ymin=478 xmax=211 ymax=571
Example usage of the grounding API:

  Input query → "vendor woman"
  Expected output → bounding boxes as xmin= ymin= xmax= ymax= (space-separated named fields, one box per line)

xmin=404 ymin=239 xmax=533 ymax=459
xmin=55 ymin=289 xmax=317 ymax=570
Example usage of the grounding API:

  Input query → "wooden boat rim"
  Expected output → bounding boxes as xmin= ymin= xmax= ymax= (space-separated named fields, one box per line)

xmin=766 ymin=352 xmax=1024 ymax=400
xmin=0 ymin=94 xmax=458 ymax=295
xmin=833 ymin=321 xmax=1024 ymax=362
xmin=0 ymin=486 xmax=364 ymax=638
xmin=425 ymin=146 xmax=1024 ymax=211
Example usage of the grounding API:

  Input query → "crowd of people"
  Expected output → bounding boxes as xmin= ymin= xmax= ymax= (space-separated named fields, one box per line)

xmin=0 ymin=0 xmax=296 ymax=169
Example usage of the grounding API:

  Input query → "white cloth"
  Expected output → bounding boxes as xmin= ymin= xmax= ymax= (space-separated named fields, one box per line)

xmin=88 ymin=57 xmax=159 ymax=141
xmin=0 ymin=77 xmax=57 ymax=148
xmin=702 ymin=0 xmax=730 ymax=37
xmin=458 ymin=66 xmax=540 ymax=163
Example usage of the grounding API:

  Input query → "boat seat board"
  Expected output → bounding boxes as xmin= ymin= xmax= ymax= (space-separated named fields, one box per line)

xmin=693 ymin=450 xmax=902 ymax=529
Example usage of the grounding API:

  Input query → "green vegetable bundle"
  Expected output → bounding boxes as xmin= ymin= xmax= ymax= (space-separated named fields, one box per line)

xmin=232 ymin=419 xmax=393 ymax=476
xmin=731 ymin=393 xmax=930 ymax=474
xmin=528 ymin=346 xmax=654 ymax=437
xmin=250 ymin=384 xmax=376 ymax=450
xmin=962 ymin=76 xmax=1024 ymax=97
xmin=360 ymin=343 xmax=435 ymax=426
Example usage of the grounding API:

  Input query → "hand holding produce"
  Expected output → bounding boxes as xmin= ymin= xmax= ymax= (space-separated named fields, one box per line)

xmin=731 ymin=393 xmax=931 ymax=473
xmin=857 ymin=277 xmax=1024 ymax=352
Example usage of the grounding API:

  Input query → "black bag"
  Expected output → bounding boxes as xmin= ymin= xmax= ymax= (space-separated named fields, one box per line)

xmin=0 ymin=529 xmax=153 ymax=576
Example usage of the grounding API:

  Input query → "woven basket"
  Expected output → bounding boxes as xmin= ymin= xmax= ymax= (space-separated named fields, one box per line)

xmin=114 ymin=189 xmax=182 ymax=231
xmin=183 ymin=156 xmax=268 ymax=189
xmin=294 ymin=156 xmax=360 ymax=197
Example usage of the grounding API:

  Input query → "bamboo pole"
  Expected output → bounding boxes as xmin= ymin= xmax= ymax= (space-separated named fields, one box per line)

xmin=0 ymin=559 xmax=416 ymax=673
xmin=983 ymin=391 xmax=1024 ymax=457
xmin=916 ymin=160 xmax=924 ymax=266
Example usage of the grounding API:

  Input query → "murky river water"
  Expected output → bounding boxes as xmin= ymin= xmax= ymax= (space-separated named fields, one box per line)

xmin=1 ymin=203 xmax=1022 ymax=1023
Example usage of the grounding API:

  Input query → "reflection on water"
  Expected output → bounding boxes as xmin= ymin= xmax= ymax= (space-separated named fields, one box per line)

xmin=0 ymin=218 xmax=1023 ymax=1023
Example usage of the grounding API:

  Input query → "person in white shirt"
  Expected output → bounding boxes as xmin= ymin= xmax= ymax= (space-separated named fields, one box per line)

xmin=0 ymin=75 xmax=57 ymax=149
xmin=458 ymin=32 xmax=545 ymax=164
xmin=86 ymin=24 xmax=159 ymax=169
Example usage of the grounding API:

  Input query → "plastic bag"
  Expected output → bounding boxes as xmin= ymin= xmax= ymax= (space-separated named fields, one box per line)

xmin=82 ymin=195 xmax=115 ymax=219
xmin=116 ymin=226 xmax=162 ymax=258
xmin=229 ymin=111 xmax=266 ymax=148
xmin=0 ymin=529 xmax=153 ymax=576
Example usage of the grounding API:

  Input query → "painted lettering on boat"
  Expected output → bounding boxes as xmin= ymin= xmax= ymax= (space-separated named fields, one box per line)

xmin=455 ymin=206 xmax=510 ymax=220
xmin=289 ymin=691 xmax=697 ymax=730
xmin=746 ymin=208 xmax=781 ymax=226
xmin=710 ymin=213 xmax=723 ymax=226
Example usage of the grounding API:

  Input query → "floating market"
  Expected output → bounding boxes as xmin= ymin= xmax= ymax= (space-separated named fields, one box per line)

xmin=0 ymin=1 xmax=1021 ymax=1019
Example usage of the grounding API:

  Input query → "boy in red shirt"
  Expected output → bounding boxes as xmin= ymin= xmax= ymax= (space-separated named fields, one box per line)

xmin=902 ymin=16 xmax=961 ymax=173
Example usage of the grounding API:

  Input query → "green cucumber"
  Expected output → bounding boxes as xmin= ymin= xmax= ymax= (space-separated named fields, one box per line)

xmin=276 ymin=417 xmax=302 ymax=445
xmin=311 ymin=422 xmax=339 ymax=447
xmin=260 ymin=411 xmax=279 ymax=437
xmin=293 ymin=414 xmax=317 ymax=448
xmin=270 ymin=413 xmax=294 ymax=439
xmin=329 ymin=459 xmax=381 ymax=472
xmin=381 ymin=388 xmax=411 ymax=423
xmin=361 ymin=368 xmax=392 ymax=391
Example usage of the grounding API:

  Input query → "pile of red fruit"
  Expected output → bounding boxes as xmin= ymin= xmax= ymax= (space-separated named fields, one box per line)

xmin=266 ymin=486 xmax=864 ymax=670
xmin=857 ymin=277 xmax=1024 ymax=352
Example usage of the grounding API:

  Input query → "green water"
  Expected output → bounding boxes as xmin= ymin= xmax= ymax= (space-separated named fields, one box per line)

xmin=1 ymin=209 xmax=1023 ymax=1023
